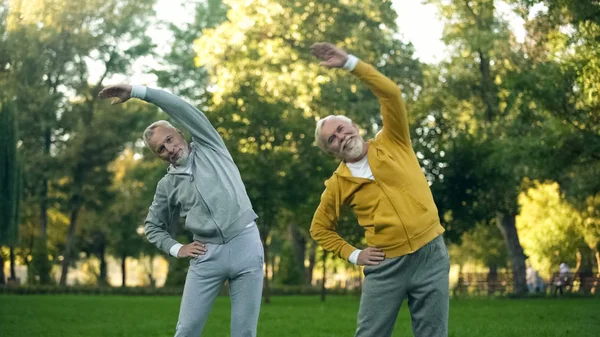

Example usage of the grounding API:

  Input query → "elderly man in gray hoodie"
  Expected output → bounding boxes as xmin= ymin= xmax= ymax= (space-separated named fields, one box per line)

xmin=99 ymin=84 xmax=264 ymax=337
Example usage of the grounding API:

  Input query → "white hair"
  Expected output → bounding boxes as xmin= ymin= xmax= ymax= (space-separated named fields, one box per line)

xmin=314 ymin=115 xmax=353 ymax=153
xmin=143 ymin=120 xmax=177 ymax=149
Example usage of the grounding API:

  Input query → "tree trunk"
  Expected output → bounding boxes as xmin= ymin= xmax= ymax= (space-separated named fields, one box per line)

xmin=289 ymin=223 xmax=307 ymax=283
xmin=269 ymin=248 xmax=276 ymax=283
xmin=35 ymin=131 xmax=52 ymax=285
xmin=0 ymin=253 xmax=5 ymax=285
xmin=575 ymin=250 xmax=582 ymax=274
xmin=320 ymin=250 xmax=327 ymax=302
xmin=121 ymin=254 xmax=127 ymax=287
xmin=595 ymin=249 xmax=600 ymax=295
xmin=40 ymin=182 xmax=48 ymax=241
xmin=575 ymin=247 xmax=593 ymax=294
xmin=59 ymin=205 xmax=81 ymax=286
xmin=9 ymin=246 xmax=16 ymax=281
xmin=146 ymin=256 xmax=155 ymax=288
xmin=487 ymin=263 xmax=498 ymax=296
xmin=40 ymin=126 xmax=51 ymax=240
xmin=99 ymin=244 xmax=107 ymax=286
xmin=477 ymin=50 xmax=498 ymax=122
xmin=496 ymin=212 xmax=527 ymax=295
xmin=595 ymin=249 xmax=600 ymax=276
xmin=263 ymin=241 xmax=270 ymax=304
xmin=307 ymin=242 xmax=316 ymax=284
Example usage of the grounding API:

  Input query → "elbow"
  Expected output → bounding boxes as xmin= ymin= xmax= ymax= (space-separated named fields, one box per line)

xmin=309 ymin=222 xmax=320 ymax=241
xmin=143 ymin=226 xmax=153 ymax=241
xmin=309 ymin=226 xmax=316 ymax=241
xmin=144 ymin=221 xmax=158 ymax=240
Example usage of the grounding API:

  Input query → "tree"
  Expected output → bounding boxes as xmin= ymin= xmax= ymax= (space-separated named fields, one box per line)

xmin=276 ymin=241 xmax=305 ymax=286
xmin=105 ymin=148 xmax=155 ymax=287
xmin=194 ymin=0 xmax=422 ymax=303
xmin=154 ymin=0 xmax=228 ymax=103
xmin=0 ymin=100 xmax=22 ymax=284
xmin=517 ymin=181 xmax=596 ymax=281
xmin=5 ymin=0 xmax=73 ymax=284
xmin=508 ymin=0 xmax=600 ymax=274
xmin=425 ymin=0 xmax=535 ymax=294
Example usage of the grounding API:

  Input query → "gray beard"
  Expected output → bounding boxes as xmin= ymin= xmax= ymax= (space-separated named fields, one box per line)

xmin=340 ymin=137 xmax=363 ymax=161
xmin=174 ymin=147 xmax=190 ymax=166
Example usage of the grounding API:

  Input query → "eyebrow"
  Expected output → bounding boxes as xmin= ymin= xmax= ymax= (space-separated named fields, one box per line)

xmin=328 ymin=125 xmax=344 ymax=142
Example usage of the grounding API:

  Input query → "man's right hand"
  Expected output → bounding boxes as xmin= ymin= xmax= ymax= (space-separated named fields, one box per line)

xmin=357 ymin=247 xmax=386 ymax=266
xmin=177 ymin=242 xmax=208 ymax=258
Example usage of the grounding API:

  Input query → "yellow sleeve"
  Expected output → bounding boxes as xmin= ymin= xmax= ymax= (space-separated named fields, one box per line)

xmin=309 ymin=177 xmax=357 ymax=260
xmin=351 ymin=60 xmax=410 ymax=146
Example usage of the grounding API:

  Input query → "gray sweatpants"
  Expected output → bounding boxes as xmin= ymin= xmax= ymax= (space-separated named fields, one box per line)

xmin=175 ymin=225 xmax=264 ymax=337
xmin=355 ymin=235 xmax=450 ymax=337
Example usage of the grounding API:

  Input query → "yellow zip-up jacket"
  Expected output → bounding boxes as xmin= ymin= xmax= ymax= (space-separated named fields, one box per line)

xmin=309 ymin=60 xmax=445 ymax=261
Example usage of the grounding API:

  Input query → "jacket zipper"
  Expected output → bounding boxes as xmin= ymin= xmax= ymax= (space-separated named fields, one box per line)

xmin=373 ymin=178 xmax=414 ymax=253
xmin=189 ymin=175 xmax=226 ymax=242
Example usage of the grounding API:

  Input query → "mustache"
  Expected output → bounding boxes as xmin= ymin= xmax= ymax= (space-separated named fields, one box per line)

xmin=170 ymin=149 xmax=182 ymax=161
xmin=341 ymin=136 xmax=355 ymax=151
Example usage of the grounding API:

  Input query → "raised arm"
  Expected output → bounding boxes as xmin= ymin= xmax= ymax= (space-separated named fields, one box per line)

xmin=98 ymin=84 xmax=228 ymax=152
xmin=311 ymin=42 xmax=411 ymax=146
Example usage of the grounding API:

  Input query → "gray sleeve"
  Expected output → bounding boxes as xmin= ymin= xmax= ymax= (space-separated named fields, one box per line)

xmin=139 ymin=87 xmax=228 ymax=153
xmin=144 ymin=179 xmax=180 ymax=255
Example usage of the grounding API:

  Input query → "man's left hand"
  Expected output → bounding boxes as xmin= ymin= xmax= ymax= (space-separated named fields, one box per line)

xmin=98 ymin=84 xmax=132 ymax=104
xmin=311 ymin=42 xmax=348 ymax=68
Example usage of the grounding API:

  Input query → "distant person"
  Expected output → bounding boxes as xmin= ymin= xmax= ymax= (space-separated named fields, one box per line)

xmin=554 ymin=262 xmax=571 ymax=296
xmin=526 ymin=265 xmax=544 ymax=293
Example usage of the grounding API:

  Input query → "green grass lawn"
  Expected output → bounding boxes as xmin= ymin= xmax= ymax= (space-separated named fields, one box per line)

xmin=1 ymin=295 xmax=599 ymax=337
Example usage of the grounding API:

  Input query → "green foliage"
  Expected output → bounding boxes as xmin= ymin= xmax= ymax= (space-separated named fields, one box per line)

xmin=450 ymin=223 xmax=508 ymax=269
xmin=155 ymin=0 xmax=228 ymax=102
xmin=275 ymin=242 xmax=305 ymax=285
xmin=517 ymin=181 xmax=593 ymax=274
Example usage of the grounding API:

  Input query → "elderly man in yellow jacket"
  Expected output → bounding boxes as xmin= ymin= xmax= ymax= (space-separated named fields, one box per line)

xmin=309 ymin=42 xmax=450 ymax=337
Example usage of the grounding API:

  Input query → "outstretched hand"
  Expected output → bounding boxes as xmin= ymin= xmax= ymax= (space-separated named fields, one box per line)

xmin=98 ymin=84 xmax=133 ymax=105
xmin=311 ymin=42 xmax=349 ymax=68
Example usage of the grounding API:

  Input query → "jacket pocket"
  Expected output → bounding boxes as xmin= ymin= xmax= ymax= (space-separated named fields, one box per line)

xmin=400 ymin=188 xmax=428 ymax=212
xmin=185 ymin=206 xmax=218 ymax=237
xmin=398 ymin=188 xmax=434 ymax=237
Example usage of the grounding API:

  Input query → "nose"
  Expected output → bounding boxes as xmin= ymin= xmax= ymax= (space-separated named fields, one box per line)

xmin=166 ymin=144 xmax=176 ymax=153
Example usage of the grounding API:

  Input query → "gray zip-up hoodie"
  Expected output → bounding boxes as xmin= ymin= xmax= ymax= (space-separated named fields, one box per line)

xmin=138 ymin=87 xmax=258 ymax=255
